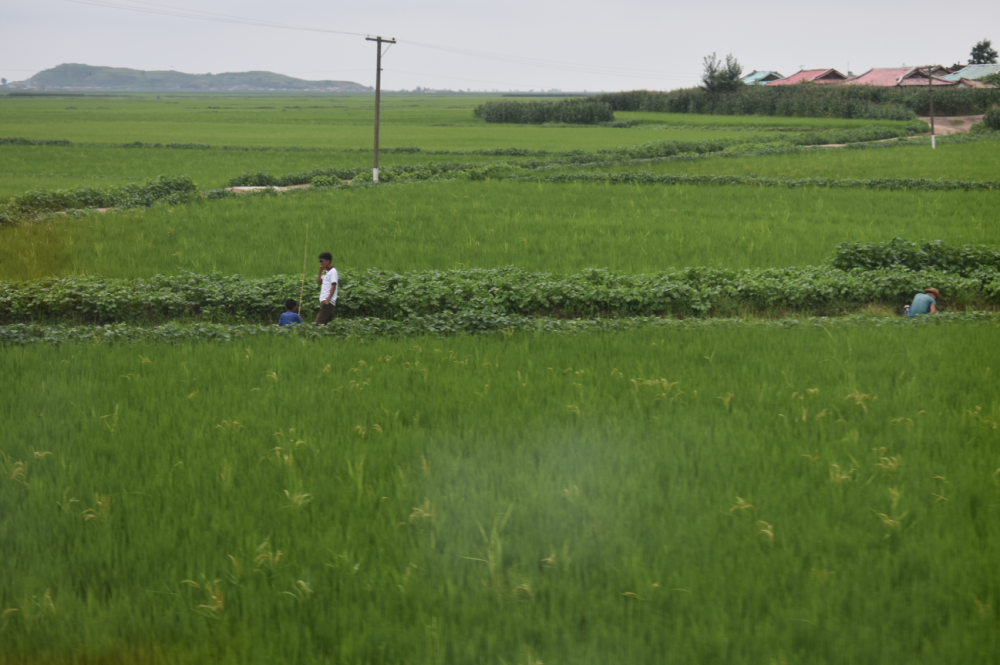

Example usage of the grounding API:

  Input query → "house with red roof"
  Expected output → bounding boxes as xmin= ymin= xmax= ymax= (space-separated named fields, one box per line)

xmin=842 ymin=67 xmax=954 ymax=87
xmin=765 ymin=69 xmax=847 ymax=86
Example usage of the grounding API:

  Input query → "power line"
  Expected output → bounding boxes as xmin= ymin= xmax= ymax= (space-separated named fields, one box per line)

xmin=64 ymin=0 xmax=368 ymax=37
xmin=399 ymin=40 xmax=696 ymax=78
xmin=63 ymin=0 xmax=698 ymax=81
xmin=384 ymin=69 xmax=696 ymax=88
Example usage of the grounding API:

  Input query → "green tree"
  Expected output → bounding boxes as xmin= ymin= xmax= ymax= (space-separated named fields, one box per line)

xmin=701 ymin=53 xmax=744 ymax=93
xmin=969 ymin=39 xmax=998 ymax=64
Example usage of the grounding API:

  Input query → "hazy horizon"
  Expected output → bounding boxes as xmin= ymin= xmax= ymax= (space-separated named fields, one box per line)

xmin=3 ymin=0 xmax=996 ymax=92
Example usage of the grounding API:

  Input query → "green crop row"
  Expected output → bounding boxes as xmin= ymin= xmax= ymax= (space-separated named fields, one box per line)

xmin=3 ymin=309 xmax=999 ymax=346
xmin=518 ymin=169 xmax=1000 ymax=192
xmin=226 ymin=162 xmax=524 ymax=188
xmin=0 ymin=136 xmax=580 ymax=157
xmin=545 ymin=130 xmax=993 ymax=170
xmin=3 ymin=266 xmax=998 ymax=325
xmin=0 ymin=175 xmax=200 ymax=227
xmin=590 ymin=86 xmax=1000 ymax=118
xmin=832 ymin=238 xmax=1000 ymax=275
xmin=473 ymin=99 xmax=615 ymax=124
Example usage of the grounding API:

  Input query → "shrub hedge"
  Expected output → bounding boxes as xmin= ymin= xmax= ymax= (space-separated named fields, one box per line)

xmin=588 ymin=86 xmax=1000 ymax=118
xmin=473 ymin=99 xmax=614 ymax=124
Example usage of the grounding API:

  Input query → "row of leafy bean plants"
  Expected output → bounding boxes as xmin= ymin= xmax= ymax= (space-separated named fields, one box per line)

xmin=0 ymin=175 xmax=210 ymax=227
xmin=831 ymin=239 xmax=1000 ymax=275
xmin=0 ymin=175 xmax=281 ymax=227
xmin=513 ymin=170 xmax=1000 ymax=192
xmin=588 ymin=86 xmax=1000 ymax=118
xmin=3 ymin=309 xmax=999 ymax=346
xmin=0 ymin=136 xmax=580 ymax=157
xmin=504 ymin=132 xmax=984 ymax=175
xmin=2 ymin=266 xmax=998 ymax=325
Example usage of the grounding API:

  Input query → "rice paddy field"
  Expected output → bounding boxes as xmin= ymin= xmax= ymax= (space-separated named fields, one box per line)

xmin=1 ymin=93 xmax=998 ymax=665
xmin=574 ymin=140 xmax=1000 ymax=181
xmin=2 ymin=181 xmax=999 ymax=281
xmin=0 ymin=93 xmax=918 ymax=201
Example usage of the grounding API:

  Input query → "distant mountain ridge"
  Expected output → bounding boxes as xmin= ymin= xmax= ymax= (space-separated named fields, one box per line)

xmin=11 ymin=64 xmax=372 ymax=92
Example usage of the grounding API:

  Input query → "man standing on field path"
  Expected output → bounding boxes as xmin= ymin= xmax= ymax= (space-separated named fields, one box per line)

xmin=315 ymin=252 xmax=338 ymax=325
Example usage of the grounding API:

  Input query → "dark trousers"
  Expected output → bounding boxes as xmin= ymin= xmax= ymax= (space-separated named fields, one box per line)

xmin=315 ymin=303 xmax=336 ymax=325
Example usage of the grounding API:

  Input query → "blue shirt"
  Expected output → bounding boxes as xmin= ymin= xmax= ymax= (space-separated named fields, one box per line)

xmin=278 ymin=312 xmax=303 ymax=326
xmin=907 ymin=293 xmax=935 ymax=317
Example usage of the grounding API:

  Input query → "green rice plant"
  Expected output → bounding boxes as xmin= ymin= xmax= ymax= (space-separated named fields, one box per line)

xmin=3 ymin=179 xmax=999 ymax=280
xmin=1 ymin=324 xmax=997 ymax=664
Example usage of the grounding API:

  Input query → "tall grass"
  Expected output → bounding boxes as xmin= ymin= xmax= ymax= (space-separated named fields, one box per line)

xmin=1 ymin=325 xmax=997 ymax=664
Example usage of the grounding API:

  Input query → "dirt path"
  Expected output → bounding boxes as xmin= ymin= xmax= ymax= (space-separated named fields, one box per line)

xmin=813 ymin=115 xmax=984 ymax=148
xmin=917 ymin=115 xmax=984 ymax=135
xmin=225 ymin=184 xmax=312 ymax=194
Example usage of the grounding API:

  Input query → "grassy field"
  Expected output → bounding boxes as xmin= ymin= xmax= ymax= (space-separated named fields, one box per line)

xmin=1 ymin=180 xmax=997 ymax=280
xmin=2 ymin=325 xmax=998 ymax=665
xmin=1 ymin=92 xmax=997 ymax=665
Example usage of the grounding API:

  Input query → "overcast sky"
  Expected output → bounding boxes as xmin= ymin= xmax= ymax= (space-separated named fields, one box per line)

xmin=3 ymin=0 xmax=998 ymax=91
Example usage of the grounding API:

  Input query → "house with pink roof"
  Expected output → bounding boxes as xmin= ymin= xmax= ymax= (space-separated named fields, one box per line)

xmin=765 ymin=69 xmax=847 ymax=86
xmin=842 ymin=67 xmax=954 ymax=87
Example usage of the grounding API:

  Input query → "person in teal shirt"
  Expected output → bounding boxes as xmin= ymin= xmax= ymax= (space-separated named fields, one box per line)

xmin=905 ymin=287 xmax=939 ymax=317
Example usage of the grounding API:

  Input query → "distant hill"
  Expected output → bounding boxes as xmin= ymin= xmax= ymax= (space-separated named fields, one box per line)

xmin=10 ymin=64 xmax=372 ymax=92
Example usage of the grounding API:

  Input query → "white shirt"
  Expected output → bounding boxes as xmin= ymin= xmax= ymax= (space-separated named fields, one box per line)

xmin=320 ymin=267 xmax=338 ymax=304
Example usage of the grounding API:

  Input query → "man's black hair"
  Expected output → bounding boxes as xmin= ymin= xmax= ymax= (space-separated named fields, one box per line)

xmin=285 ymin=298 xmax=297 ymax=310
xmin=318 ymin=252 xmax=333 ymax=261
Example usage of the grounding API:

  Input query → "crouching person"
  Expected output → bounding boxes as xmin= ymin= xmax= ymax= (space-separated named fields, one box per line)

xmin=904 ymin=287 xmax=939 ymax=317
xmin=278 ymin=299 xmax=303 ymax=327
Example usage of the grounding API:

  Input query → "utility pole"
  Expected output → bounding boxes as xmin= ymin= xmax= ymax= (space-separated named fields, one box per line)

xmin=366 ymin=35 xmax=396 ymax=183
xmin=925 ymin=66 xmax=936 ymax=149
